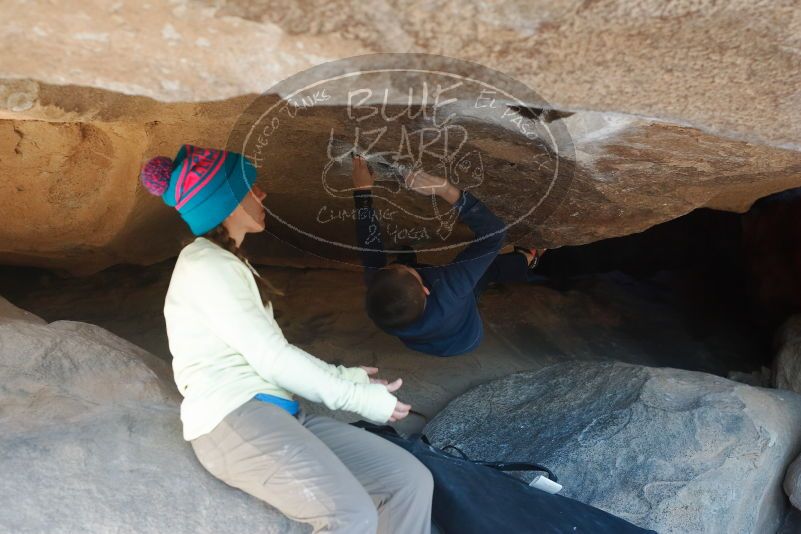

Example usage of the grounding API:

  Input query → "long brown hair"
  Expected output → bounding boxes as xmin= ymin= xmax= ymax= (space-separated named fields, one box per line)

xmin=194 ymin=224 xmax=283 ymax=305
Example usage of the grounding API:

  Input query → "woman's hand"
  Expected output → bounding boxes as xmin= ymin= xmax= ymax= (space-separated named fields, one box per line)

xmin=386 ymin=378 xmax=411 ymax=422
xmin=390 ymin=400 xmax=411 ymax=422
xmin=360 ymin=366 xmax=411 ymax=422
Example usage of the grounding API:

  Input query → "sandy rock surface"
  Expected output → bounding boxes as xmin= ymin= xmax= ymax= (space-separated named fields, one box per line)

xmin=1 ymin=1 xmax=800 ymax=273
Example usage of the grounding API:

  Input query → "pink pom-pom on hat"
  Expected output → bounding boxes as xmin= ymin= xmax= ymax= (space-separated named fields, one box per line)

xmin=140 ymin=156 xmax=174 ymax=196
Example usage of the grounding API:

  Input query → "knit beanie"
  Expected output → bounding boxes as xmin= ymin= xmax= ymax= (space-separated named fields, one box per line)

xmin=139 ymin=144 xmax=258 ymax=235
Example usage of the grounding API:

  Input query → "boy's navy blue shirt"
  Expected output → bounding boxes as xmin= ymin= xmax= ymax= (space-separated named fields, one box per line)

xmin=353 ymin=189 xmax=506 ymax=356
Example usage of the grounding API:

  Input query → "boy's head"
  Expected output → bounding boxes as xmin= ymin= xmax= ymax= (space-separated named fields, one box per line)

xmin=366 ymin=264 xmax=429 ymax=330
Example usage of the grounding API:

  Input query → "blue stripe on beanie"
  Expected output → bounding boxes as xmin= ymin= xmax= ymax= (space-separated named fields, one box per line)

xmin=161 ymin=145 xmax=258 ymax=236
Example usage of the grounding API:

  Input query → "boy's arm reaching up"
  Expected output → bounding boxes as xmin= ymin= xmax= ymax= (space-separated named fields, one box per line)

xmin=404 ymin=170 xmax=506 ymax=297
xmin=352 ymin=156 xmax=387 ymax=284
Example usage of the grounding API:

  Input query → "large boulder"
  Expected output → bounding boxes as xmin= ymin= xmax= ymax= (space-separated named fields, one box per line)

xmin=785 ymin=457 xmax=801 ymax=512
xmin=773 ymin=315 xmax=801 ymax=394
xmin=773 ymin=315 xmax=801 ymax=512
xmin=1 ymin=2 xmax=801 ymax=274
xmin=2 ymin=0 xmax=798 ymax=146
xmin=424 ymin=361 xmax=801 ymax=534
xmin=0 ymin=296 xmax=306 ymax=533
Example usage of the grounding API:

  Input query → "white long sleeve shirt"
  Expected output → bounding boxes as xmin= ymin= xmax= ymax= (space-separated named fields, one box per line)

xmin=163 ymin=236 xmax=398 ymax=441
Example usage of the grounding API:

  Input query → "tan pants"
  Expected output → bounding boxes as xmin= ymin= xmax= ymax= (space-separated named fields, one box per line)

xmin=191 ymin=399 xmax=433 ymax=534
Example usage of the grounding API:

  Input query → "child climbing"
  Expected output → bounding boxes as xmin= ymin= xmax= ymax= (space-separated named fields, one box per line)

xmin=141 ymin=144 xmax=433 ymax=534
xmin=352 ymin=155 xmax=545 ymax=356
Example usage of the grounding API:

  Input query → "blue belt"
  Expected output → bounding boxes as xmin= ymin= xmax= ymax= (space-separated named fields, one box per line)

xmin=254 ymin=393 xmax=300 ymax=416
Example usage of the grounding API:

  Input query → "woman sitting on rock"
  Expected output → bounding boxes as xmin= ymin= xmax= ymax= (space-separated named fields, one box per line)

xmin=140 ymin=144 xmax=433 ymax=534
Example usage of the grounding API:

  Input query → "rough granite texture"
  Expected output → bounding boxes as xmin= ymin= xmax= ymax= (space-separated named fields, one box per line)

xmin=774 ymin=315 xmax=801 ymax=394
xmin=785 ymin=457 xmax=801 ymax=511
xmin=2 ymin=0 xmax=799 ymax=147
xmin=424 ymin=361 xmax=801 ymax=534
xmin=773 ymin=315 xmax=801 ymax=512
xmin=0 ymin=1 xmax=800 ymax=273
xmin=0 ymin=296 xmax=308 ymax=534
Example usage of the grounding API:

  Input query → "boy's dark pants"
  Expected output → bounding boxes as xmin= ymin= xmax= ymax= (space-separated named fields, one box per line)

xmin=473 ymin=252 xmax=547 ymax=301
xmin=393 ymin=248 xmax=546 ymax=302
